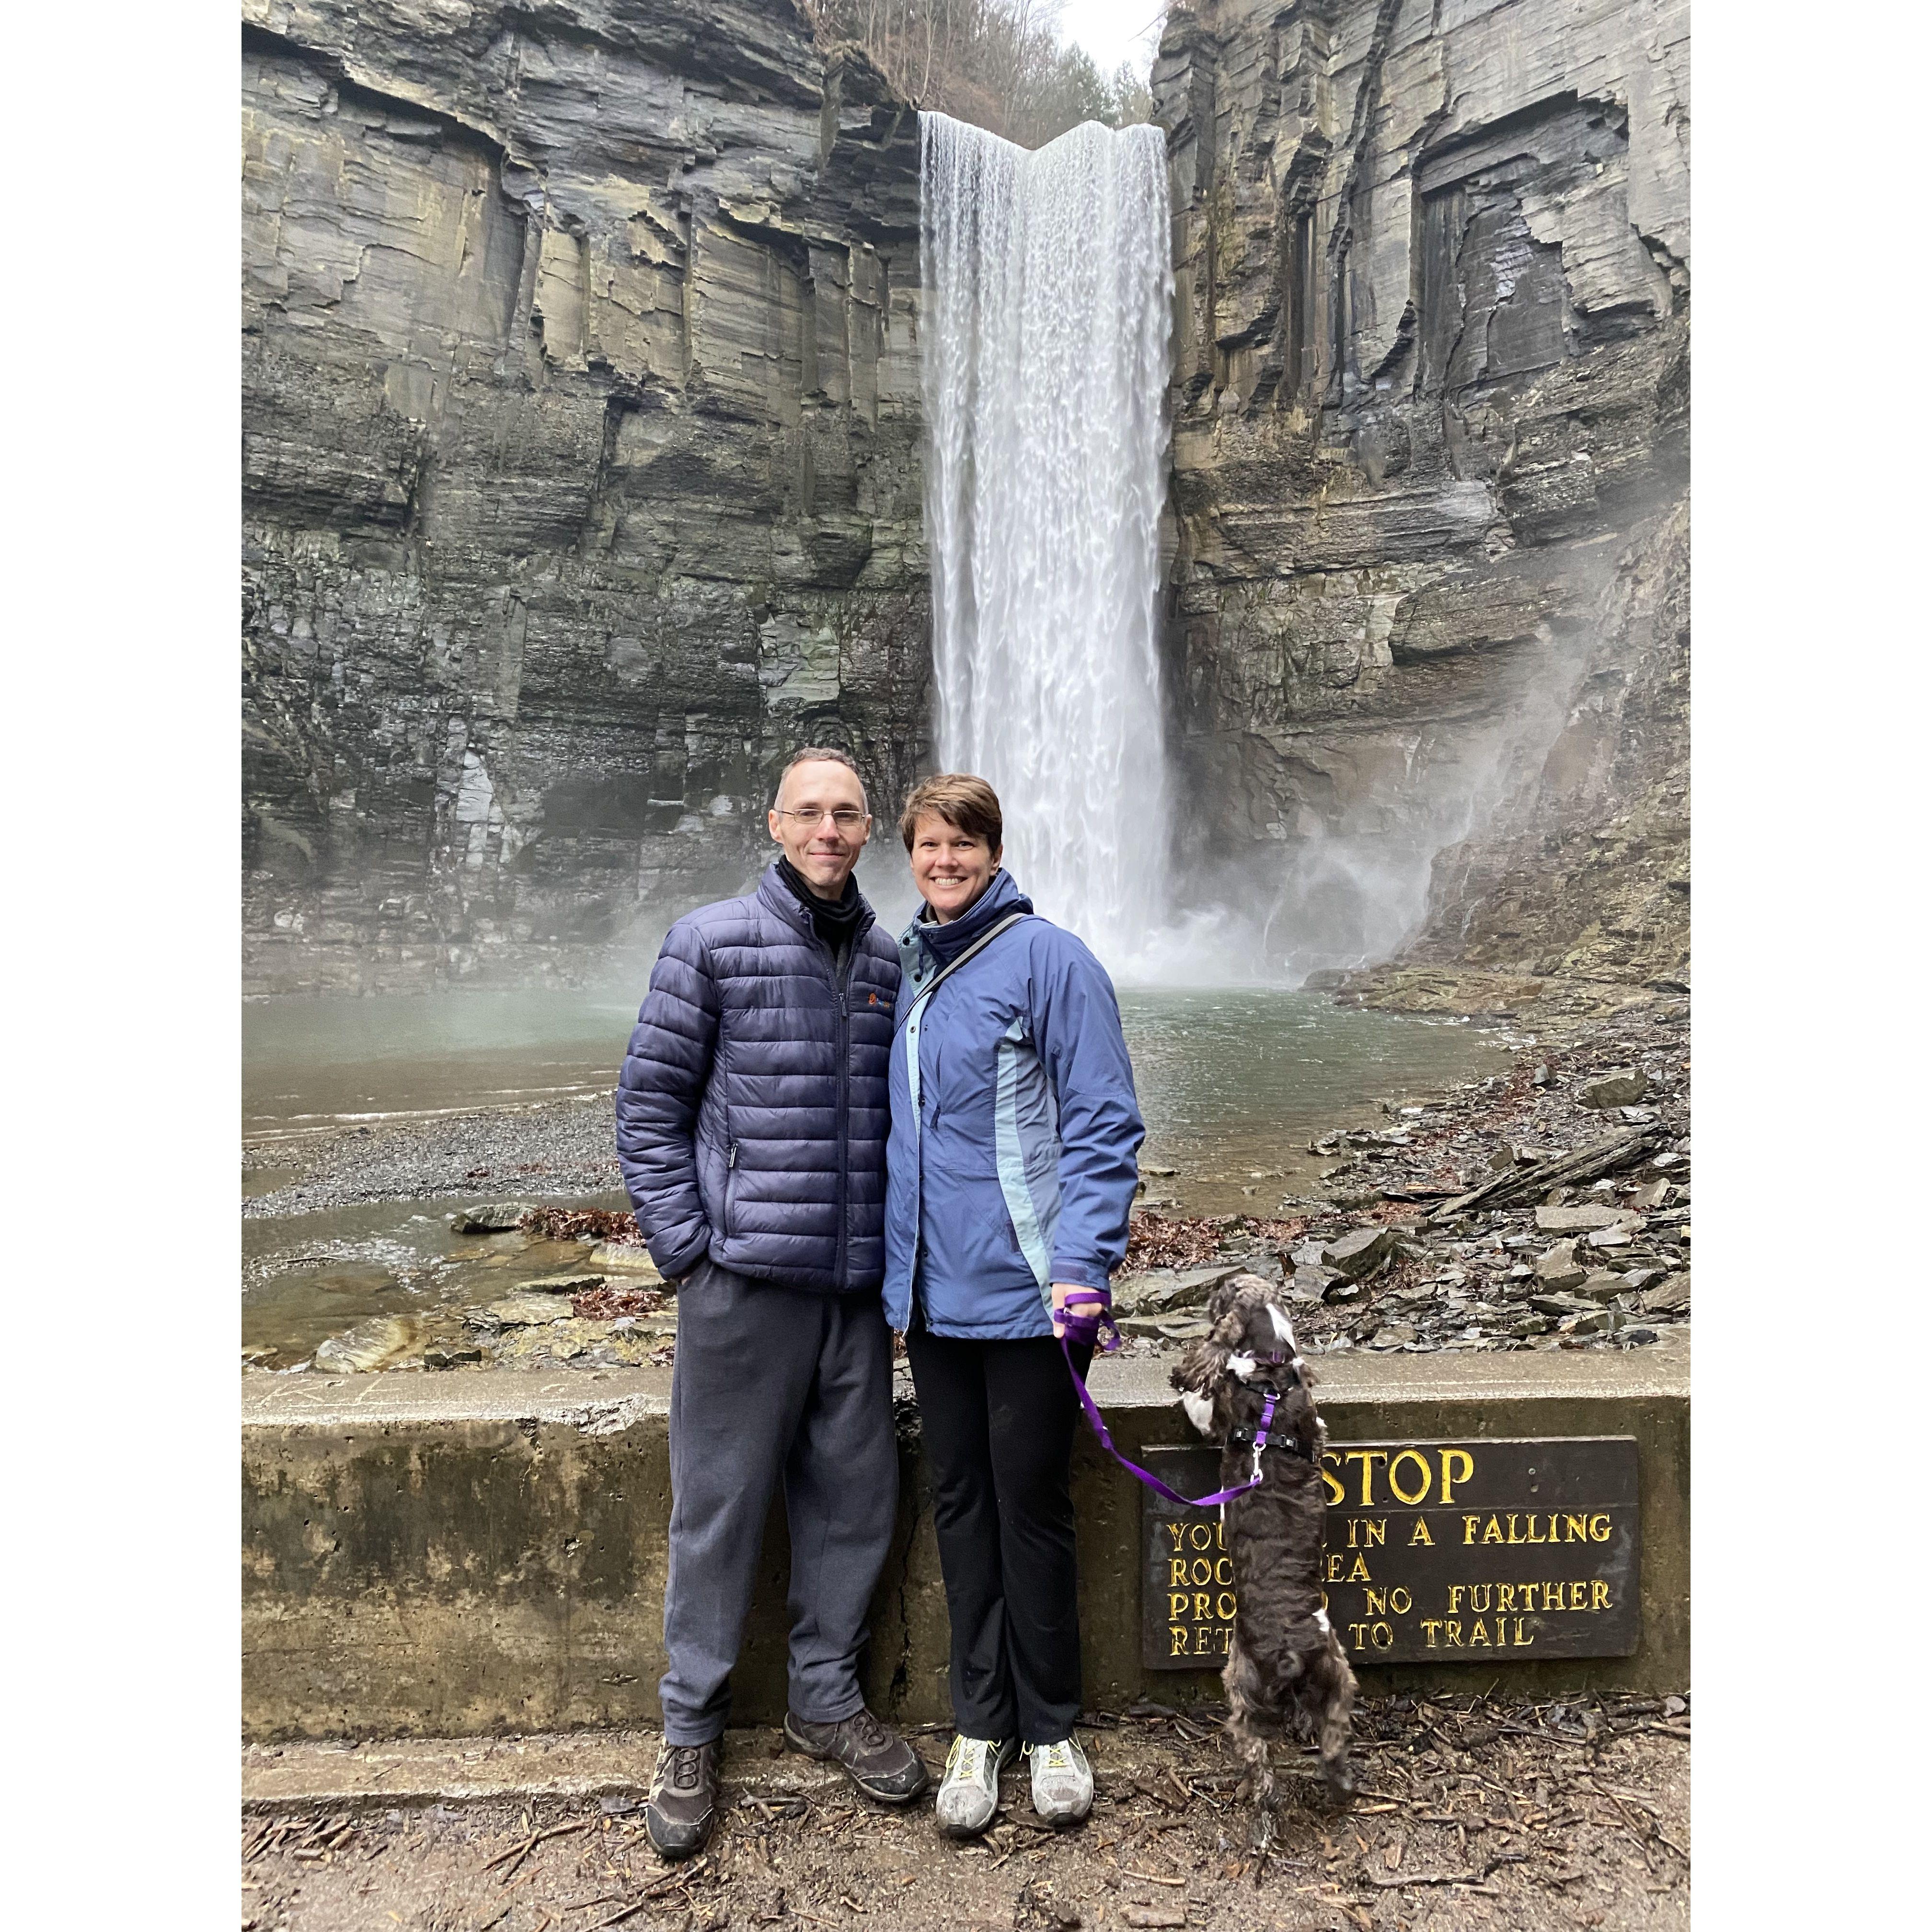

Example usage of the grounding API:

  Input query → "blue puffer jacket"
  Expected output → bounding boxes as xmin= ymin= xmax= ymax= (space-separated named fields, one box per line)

xmin=883 ymin=870 xmax=1145 ymax=1339
xmin=616 ymin=865 xmax=900 ymax=1291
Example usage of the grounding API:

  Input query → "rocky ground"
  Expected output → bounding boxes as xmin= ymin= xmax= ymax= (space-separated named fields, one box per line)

xmin=242 ymin=1695 xmax=1688 ymax=1931
xmin=1109 ymin=999 xmax=1690 ymax=1360
xmin=244 ymin=999 xmax=1688 ymax=1376
xmin=243 ymin=1093 xmax=625 ymax=1220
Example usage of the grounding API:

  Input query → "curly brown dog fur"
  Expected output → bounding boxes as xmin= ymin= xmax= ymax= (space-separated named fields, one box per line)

xmin=1172 ymin=1273 xmax=1357 ymax=1816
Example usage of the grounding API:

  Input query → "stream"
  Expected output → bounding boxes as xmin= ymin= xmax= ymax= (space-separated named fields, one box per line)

xmin=241 ymin=986 xmax=1517 ymax=1366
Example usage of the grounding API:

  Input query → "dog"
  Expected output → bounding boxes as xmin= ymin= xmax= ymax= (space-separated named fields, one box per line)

xmin=1171 ymin=1272 xmax=1357 ymax=1819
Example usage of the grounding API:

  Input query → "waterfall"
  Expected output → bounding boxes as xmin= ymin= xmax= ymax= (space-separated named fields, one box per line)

xmin=919 ymin=112 xmax=1174 ymax=966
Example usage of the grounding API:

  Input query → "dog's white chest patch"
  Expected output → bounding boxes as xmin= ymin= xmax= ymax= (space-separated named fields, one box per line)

xmin=1180 ymin=1390 xmax=1215 ymax=1438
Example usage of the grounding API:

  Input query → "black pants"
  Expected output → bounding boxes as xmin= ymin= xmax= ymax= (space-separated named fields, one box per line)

xmin=906 ymin=1319 xmax=1093 ymax=1745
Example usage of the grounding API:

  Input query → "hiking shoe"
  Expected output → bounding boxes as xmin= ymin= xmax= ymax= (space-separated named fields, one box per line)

xmin=783 ymin=1707 xmax=931 ymax=1804
xmin=645 ymin=1739 xmax=721 ymax=1860
xmin=934 ymin=1735 xmax=1018 ymax=1838
xmin=1026 ymin=1737 xmax=1093 ymax=1825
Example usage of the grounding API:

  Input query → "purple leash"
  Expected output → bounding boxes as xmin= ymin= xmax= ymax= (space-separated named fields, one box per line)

xmin=1057 ymin=1290 xmax=1271 ymax=1510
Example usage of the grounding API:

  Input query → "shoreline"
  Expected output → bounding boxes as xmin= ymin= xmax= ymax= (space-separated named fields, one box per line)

xmin=243 ymin=978 xmax=1672 ymax=1223
xmin=241 ymin=982 xmax=1687 ymax=1371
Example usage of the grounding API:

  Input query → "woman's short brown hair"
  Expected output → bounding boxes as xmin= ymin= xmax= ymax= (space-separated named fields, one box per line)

xmin=898 ymin=773 xmax=1003 ymax=853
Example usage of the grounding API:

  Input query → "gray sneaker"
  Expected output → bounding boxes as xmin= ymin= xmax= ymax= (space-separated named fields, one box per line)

xmin=782 ymin=1707 xmax=931 ymax=1804
xmin=935 ymin=1735 xmax=1017 ymax=1837
xmin=1026 ymin=1736 xmax=1093 ymax=1825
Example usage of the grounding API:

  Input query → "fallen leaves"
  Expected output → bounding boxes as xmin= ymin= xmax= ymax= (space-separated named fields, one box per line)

xmin=519 ymin=1207 xmax=640 ymax=1242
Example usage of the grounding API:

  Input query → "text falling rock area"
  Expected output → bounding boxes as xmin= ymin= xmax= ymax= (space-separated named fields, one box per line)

xmin=1141 ymin=1437 xmax=1639 ymax=1668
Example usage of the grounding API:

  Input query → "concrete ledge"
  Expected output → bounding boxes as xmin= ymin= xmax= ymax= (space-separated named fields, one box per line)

xmin=243 ymin=1330 xmax=1686 ymax=1740
xmin=241 ymin=1725 xmax=851 ymax=1813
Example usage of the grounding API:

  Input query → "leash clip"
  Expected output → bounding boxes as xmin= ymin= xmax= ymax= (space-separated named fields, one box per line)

xmin=1248 ymin=1392 xmax=1278 ymax=1485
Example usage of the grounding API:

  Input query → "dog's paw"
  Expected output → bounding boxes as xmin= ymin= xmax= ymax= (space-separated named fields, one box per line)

xmin=1321 ymin=1755 xmax=1358 ymax=1806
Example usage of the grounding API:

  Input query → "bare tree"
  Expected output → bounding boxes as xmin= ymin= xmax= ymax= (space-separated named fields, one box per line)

xmin=805 ymin=0 xmax=1164 ymax=147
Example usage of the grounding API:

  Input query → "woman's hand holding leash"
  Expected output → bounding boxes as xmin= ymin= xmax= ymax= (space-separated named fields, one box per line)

xmin=1049 ymin=1282 xmax=1081 ymax=1338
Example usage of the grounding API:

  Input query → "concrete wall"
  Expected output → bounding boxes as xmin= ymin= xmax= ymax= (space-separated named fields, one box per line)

xmin=243 ymin=1334 xmax=1687 ymax=1740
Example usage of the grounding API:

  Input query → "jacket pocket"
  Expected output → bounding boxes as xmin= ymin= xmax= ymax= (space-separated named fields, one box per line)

xmin=721 ymin=1140 xmax=740 ymax=1239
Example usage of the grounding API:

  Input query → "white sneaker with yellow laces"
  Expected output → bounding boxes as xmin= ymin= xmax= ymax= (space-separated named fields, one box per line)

xmin=935 ymin=1734 xmax=1017 ymax=1837
xmin=1025 ymin=1736 xmax=1093 ymax=1824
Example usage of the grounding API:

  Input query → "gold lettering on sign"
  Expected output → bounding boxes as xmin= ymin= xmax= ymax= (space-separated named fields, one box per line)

xmin=1344 ymin=1450 xmax=1390 ymax=1506
xmin=1151 ymin=1440 xmax=1631 ymax=1670
xmin=1438 ymin=1449 xmax=1474 ymax=1504
xmin=1389 ymin=1450 xmax=1433 ymax=1506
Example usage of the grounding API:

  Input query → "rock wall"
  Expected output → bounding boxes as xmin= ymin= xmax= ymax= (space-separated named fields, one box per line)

xmin=242 ymin=0 xmax=1691 ymax=1000
xmin=1150 ymin=0 xmax=1689 ymax=984
xmin=242 ymin=0 xmax=928 ymax=992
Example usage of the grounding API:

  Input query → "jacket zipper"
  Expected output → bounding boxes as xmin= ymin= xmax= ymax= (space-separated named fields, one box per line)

xmin=833 ymin=949 xmax=854 ymax=1290
xmin=791 ymin=888 xmax=866 ymax=1293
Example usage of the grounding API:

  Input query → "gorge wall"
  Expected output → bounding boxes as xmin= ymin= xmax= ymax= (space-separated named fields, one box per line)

xmin=1151 ymin=0 xmax=1689 ymax=993
xmin=242 ymin=0 xmax=1690 ymax=1001
xmin=243 ymin=0 xmax=928 ymax=991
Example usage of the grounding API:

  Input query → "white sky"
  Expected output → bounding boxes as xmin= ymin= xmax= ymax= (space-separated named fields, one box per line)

xmin=1058 ymin=0 xmax=1167 ymax=79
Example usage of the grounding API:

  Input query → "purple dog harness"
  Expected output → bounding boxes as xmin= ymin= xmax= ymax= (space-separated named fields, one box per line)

xmin=1056 ymin=1288 xmax=1301 ymax=1509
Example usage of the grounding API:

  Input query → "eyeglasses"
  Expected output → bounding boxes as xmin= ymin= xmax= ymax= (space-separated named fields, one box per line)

xmin=775 ymin=807 xmax=869 ymax=831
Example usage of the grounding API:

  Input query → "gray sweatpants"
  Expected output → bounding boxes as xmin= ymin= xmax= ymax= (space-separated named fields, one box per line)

xmin=659 ymin=1260 xmax=898 ymax=1745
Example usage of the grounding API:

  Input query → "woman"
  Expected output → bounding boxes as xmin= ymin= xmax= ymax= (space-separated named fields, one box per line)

xmin=882 ymin=774 xmax=1145 ymax=1836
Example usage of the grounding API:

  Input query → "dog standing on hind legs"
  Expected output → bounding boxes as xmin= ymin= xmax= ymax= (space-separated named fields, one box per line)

xmin=1172 ymin=1273 xmax=1357 ymax=1830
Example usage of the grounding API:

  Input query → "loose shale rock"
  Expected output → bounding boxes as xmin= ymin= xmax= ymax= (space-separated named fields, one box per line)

xmin=1580 ymin=1070 xmax=1652 ymax=1109
xmin=314 ymin=1315 xmax=424 ymax=1373
xmin=452 ymin=1202 xmax=539 ymax=1235
xmin=1321 ymin=1225 xmax=1398 ymax=1280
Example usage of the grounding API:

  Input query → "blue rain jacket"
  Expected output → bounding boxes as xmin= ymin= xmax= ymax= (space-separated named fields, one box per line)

xmin=882 ymin=869 xmax=1145 ymax=1339
xmin=616 ymin=865 xmax=899 ymax=1291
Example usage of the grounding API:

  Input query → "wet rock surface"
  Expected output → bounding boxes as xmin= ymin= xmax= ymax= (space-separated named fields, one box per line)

xmin=260 ymin=995 xmax=1686 ymax=1376
xmin=242 ymin=0 xmax=929 ymax=995
xmin=1114 ymin=1000 xmax=1689 ymax=1361
xmin=1150 ymin=0 xmax=1689 ymax=985
xmin=242 ymin=1696 xmax=1688 ymax=1932
xmin=242 ymin=1091 xmax=622 ymax=1218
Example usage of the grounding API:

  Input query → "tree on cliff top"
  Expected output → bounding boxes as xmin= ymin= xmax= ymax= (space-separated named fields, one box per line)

xmin=805 ymin=0 xmax=1158 ymax=148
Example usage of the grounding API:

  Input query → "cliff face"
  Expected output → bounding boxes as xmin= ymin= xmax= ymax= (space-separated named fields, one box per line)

xmin=242 ymin=0 xmax=927 ymax=991
xmin=242 ymin=0 xmax=1691 ymax=1002
xmin=1151 ymin=0 xmax=1689 ymax=988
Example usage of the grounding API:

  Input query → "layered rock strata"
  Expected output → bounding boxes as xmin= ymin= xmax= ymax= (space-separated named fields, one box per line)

xmin=242 ymin=0 xmax=928 ymax=991
xmin=1151 ymin=0 xmax=1689 ymax=985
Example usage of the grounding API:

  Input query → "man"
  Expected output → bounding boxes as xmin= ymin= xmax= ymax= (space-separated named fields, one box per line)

xmin=617 ymin=748 xmax=929 ymax=1860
